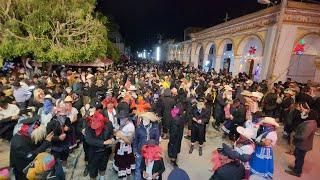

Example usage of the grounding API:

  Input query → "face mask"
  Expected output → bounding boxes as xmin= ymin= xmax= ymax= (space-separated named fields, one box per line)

xmin=142 ymin=119 xmax=150 ymax=127
xmin=301 ymin=112 xmax=308 ymax=119
xmin=120 ymin=118 xmax=127 ymax=126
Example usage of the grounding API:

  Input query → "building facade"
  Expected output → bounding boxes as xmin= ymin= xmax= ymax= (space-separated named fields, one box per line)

xmin=168 ymin=1 xmax=320 ymax=83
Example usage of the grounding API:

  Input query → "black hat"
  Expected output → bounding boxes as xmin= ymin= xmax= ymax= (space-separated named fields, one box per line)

xmin=117 ymin=110 xmax=129 ymax=118
xmin=92 ymin=100 xmax=103 ymax=109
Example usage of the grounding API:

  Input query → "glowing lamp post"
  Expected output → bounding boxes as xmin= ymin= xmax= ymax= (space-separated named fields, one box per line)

xmin=156 ymin=46 xmax=160 ymax=61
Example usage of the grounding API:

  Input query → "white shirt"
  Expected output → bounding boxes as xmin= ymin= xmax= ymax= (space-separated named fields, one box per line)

xmin=256 ymin=131 xmax=277 ymax=147
xmin=0 ymin=104 xmax=20 ymax=120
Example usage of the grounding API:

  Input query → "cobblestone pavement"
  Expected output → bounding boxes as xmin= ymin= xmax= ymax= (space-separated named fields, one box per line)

xmin=1 ymin=122 xmax=320 ymax=180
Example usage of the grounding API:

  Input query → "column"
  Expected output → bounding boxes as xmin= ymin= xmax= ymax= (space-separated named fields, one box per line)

xmin=190 ymin=43 xmax=198 ymax=68
xmin=233 ymin=55 xmax=241 ymax=76
xmin=314 ymin=57 xmax=320 ymax=83
xmin=215 ymin=55 xmax=222 ymax=72
xmin=271 ymin=25 xmax=297 ymax=82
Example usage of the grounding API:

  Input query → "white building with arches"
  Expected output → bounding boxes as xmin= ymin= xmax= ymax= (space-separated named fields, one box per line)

xmin=168 ymin=1 xmax=320 ymax=83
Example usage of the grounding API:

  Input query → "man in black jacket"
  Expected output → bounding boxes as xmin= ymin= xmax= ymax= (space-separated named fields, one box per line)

xmin=285 ymin=103 xmax=317 ymax=177
xmin=10 ymin=118 xmax=53 ymax=180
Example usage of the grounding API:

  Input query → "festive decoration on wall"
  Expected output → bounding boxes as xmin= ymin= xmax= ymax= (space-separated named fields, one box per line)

xmin=293 ymin=39 xmax=305 ymax=55
xmin=249 ymin=46 xmax=257 ymax=55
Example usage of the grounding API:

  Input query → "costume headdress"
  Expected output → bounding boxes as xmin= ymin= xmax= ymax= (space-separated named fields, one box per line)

xmin=131 ymin=98 xmax=151 ymax=114
xmin=138 ymin=112 xmax=160 ymax=122
xmin=141 ymin=140 xmax=162 ymax=164
xmin=102 ymin=97 xmax=118 ymax=108
xmin=86 ymin=111 xmax=108 ymax=136
xmin=26 ymin=152 xmax=56 ymax=180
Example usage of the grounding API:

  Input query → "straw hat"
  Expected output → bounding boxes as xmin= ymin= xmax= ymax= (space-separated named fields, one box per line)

xmin=223 ymin=85 xmax=233 ymax=91
xmin=241 ymin=90 xmax=252 ymax=97
xmin=46 ymin=79 xmax=55 ymax=88
xmin=236 ymin=126 xmax=254 ymax=140
xmin=86 ymin=74 xmax=94 ymax=80
xmin=97 ymin=67 xmax=104 ymax=72
xmin=66 ymin=87 xmax=72 ymax=94
xmin=138 ymin=112 xmax=160 ymax=122
xmin=251 ymin=92 xmax=263 ymax=101
xmin=260 ymin=117 xmax=279 ymax=127
xmin=284 ymin=88 xmax=295 ymax=96
xmin=245 ymin=80 xmax=253 ymax=86
xmin=64 ymin=96 xmax=73 ymax=103
xmin=128 ymin=85 xmax=137 ymax=91
xmin=196 ymin=102 xmax=205 ymax=109
xmin=44 ymin=94 xmax=53 ymax=100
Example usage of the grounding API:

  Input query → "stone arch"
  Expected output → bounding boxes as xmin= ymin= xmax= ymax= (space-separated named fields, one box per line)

xmin=237 ymin=35 xmax=264 ymax=80
xmin=204 ymin=42 xmax=217 ymax=71
xmin=236 ymin=34 xmax=264 ymax=56
xmin=293 ymin=33 xmax=320 ymax=55
xmin=294 ymin=32 xmax=320 ymax=49
xmin=217 ymin=38 xmax=234 ymax=73
xmin=195 ymin=44 xmax=205 ymax=69
xmin=217 ymin=38 xmax=234 ymax=56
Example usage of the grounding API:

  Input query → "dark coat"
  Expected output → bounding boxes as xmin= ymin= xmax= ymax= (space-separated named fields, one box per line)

xmin=296 ymin=93 xmax=315 ymax=108
xmin=160 ymin=96 xmax=176 ymax=120
xmin=263 ymin=92 xmax=278 ymax=111
xmin=133 ymin=123 xmax=160 ymax=154
xmin=214 ymin=92 xmax=226 ymax=119
xmin=46 ymin=117 xmax=71 ymax=152
xmin=168 ymin=115 xmax=185 ymax=158
xmin=141 ymin=158 xmax=165 ymax=180
xmin=10 ymin=134 xmax=51 ymax=172
xmin=294 ymin=119 xmax=317 ymax=151
xmin=231 ymin=105 xmax=246 ymax=125
xmin=117 ymin=101 xmax=130 ymax=114
xmin=84 ymin=121 xmax=114 ymax=152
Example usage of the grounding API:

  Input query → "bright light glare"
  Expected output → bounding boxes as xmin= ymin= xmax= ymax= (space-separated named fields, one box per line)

xmin=156 ymin=46 xmax=160 ymax=61
xmin=143 ymin=51 xmax=146 ymax=59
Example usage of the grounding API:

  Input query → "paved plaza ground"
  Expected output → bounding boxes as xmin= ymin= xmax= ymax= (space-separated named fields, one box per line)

xmin=1 ymin=120 xmax=320 ymax=180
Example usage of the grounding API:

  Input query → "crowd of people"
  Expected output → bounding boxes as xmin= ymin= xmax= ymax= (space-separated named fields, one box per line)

xmin=0 ymin=59 xmax=319 ymax=180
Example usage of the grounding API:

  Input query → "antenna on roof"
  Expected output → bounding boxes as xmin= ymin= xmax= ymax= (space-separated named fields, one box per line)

xmin=224 ymin=12 xmax=230 ymax=22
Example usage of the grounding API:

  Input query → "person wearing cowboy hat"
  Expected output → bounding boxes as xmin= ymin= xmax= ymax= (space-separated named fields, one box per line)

xmin=63 ymin=95 xmax=79 ymax=150
xmin=249 ymin=117 xmax=279 ymax=179
xmin=133 ymin=112 xmax=160 ymax=180
xmin=113 ymin=110 xmax=136 ymax=178
xmin=210 ymin=126 xmax=255 ymax=180
xmin=189 ymin=100 xmax=210 ymax=156
xmin=213 ymin=84 xmax=228 ymax=130
xmin=285 ymin=102 xmax=317 ymax=177
xmin=281 ymin=89 xmax=295 ymax=137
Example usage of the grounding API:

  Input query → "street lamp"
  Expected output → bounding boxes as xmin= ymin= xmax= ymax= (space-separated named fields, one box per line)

xmin=156 ymin=46 xmax=160 ymax=61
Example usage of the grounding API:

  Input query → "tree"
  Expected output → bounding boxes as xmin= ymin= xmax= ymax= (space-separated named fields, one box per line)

xmin=0 ymin=0 xmax=116 ymax=63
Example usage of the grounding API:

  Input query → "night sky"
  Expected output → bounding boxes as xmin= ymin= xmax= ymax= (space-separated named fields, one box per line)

xmin=96 ymin=0 xmax=319 ymax=51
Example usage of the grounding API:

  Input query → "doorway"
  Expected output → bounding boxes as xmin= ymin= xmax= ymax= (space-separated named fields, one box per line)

xmin=223 ymin=58 xmax=231 ymax=74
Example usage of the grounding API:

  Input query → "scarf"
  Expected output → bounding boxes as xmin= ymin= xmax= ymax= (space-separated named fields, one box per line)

xmin=86 ymin=111 xmax=107 ymax=136
xmin=171 ymin=106 xmax=180 ymax=118
xmin=43 ymin=99 xmax=53 ymax=114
